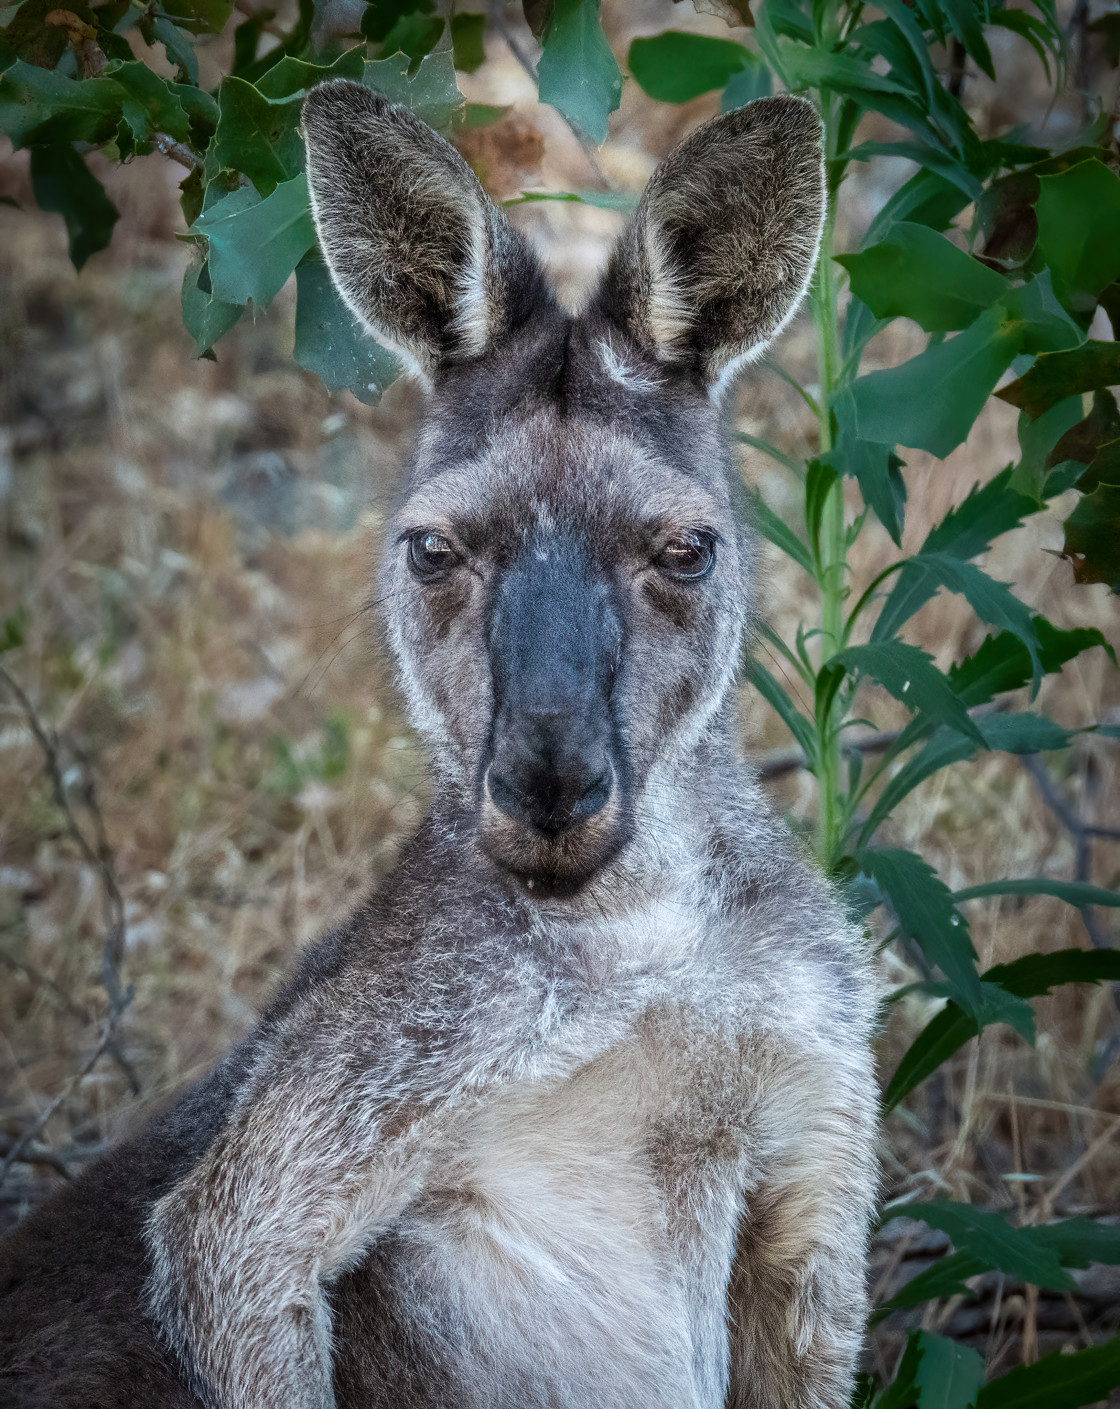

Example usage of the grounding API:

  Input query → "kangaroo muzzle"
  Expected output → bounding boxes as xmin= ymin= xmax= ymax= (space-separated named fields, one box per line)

xmin=479 ymin=535 xmax=627 ymax=890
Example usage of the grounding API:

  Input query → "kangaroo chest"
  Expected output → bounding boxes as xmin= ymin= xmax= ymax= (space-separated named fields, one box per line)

xmin=375 ymin=997 xmax=750 ymax=1409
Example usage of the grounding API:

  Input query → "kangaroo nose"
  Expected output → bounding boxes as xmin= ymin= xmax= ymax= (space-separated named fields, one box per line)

xmin=487 ymin=756 xmax=612 ymax=836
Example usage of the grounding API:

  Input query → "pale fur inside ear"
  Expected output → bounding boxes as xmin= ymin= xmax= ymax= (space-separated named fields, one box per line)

xmin=302 ymin=81 xmax=550 ymax=380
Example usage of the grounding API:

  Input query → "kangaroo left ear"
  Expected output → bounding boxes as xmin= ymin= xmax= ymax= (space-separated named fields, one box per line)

xmin=590 ymin=96 xmax=825 ymax=397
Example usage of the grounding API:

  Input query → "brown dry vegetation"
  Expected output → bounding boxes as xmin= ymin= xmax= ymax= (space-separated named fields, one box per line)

xmin=1 ymin=0 xmax=1118 ymax=1389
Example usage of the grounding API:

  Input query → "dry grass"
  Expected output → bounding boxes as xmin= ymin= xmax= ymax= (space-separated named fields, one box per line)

xmin=1 ymin=2 xmax=1118 ymax=1389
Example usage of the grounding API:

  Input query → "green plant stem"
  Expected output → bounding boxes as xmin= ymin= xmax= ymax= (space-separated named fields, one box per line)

xmin=811 ymin=98 xmax=847 ymax=868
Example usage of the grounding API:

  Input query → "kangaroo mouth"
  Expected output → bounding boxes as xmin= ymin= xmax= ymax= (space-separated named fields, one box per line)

xmin=477 ymin=775 xmax=630 ymax=898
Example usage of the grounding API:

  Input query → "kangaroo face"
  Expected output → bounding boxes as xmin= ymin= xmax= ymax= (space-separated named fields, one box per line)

xmin=385 ymin=392 xmax=747 ymax=893
xmin=303 ymin=82 xmax=825 ymax=894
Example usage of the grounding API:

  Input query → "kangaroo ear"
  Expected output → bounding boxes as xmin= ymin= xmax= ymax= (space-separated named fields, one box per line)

xmin=591 ymin=96 xmax=825 ymax=395
xmin=302 ymin=80 xmax=551 ymax=382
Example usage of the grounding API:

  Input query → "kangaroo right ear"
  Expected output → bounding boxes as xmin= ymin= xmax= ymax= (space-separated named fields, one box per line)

xmin=302 ymin=80 xmax=551 ymax=382
xmin=591 ymin=96 xmax=825 ymax=397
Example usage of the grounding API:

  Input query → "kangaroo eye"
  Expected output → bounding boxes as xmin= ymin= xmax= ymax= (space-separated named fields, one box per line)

xmin=655 ymin=532 xmax=715 ymax=581
xmin=408 ymin=531 xmax=459 ymax=578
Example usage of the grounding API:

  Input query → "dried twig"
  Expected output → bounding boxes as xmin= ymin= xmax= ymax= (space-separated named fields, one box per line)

xmin=0 ymin=1020 xmax=118 ymax=1185
xmin=1020 ymin=753 xmax=1117 ymax=950
xmin=0 ymin=664 xmax=139 ymax=1188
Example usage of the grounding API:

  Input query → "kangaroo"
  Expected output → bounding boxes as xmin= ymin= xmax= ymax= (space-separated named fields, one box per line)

xmin=0 ymin=83 xmax=878 ymax=1409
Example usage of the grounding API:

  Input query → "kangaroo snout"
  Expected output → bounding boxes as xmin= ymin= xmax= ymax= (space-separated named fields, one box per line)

xmin=480 ymin=534 xmax=626 ymax=888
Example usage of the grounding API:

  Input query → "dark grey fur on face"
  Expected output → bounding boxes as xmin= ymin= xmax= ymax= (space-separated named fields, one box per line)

xmin=0 ymin=84 xmax=877 ymax=1409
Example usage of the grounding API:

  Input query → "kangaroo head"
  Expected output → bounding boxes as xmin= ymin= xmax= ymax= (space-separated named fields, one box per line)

xmin=303 ymin=82 xmax=824 ymax=898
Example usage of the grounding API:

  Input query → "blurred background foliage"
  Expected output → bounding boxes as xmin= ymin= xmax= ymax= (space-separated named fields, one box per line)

xmin=1 ymin=0 xmax=1120 ymax=1403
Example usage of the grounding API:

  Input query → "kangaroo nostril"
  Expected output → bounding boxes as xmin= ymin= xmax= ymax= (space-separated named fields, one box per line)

xmin=570 ymin=770 xmax=611 ymax=822
xmin=486 ymin=763 xmax=612 ymax=834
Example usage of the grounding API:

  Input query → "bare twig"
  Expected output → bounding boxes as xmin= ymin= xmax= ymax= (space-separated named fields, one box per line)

xmin=0 ymin=664 xmax=139 ymax=1110
xmin=1020 ymin=753 xmax=1116 ymax=950
xmin=152 ymin=132 xmax=204 ymax=172
xmin=0 ymin=1020 xmax=117 ymax=1185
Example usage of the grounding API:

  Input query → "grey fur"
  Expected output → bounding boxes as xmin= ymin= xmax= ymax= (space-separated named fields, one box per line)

xmin=0 ymin=84 xmax=878 ymax=1409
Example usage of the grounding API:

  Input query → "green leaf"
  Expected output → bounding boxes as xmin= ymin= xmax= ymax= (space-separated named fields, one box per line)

xmin=914 ymin=1332 xmax=985 ymax=1409
xmin=1063 ymin=482 xmax=1120 ymax=593
xmin=954 ymin=878 xmax=1120 ymax=908
xmin=877 ymin=1330 xmax=925 ymax=1409
xmin=888 ymin=1202 xmax=1073 ymax=1290
xmin=537 ymin=0 xmax=621 ymax=145
xmin=191 ymin=172 xmax=315 ymax=309
xmin=211 ymin=76 xmax=301 ymax=194
xmin=0 ymin=61 xmax=124 ymax=147
xmin=926 ymin=467 xmax=1038 ymax=560
xmin=824 ymin=434 xmax=907 ymax=546
xmin=104 ymin=58 xmax=191 ymax=145
xmin=152 ymin=15 xmax=200 ymax=86
xmin=721 ymin=53 xmax=773 ymax=108
xmin=884 ymin=1250 xmax=989 ymax=1310
xmin=833 ymin=642 xmax=985 ymax=744
xmin=949 ymin=620 xmax=1113 ymax=707
xmin=1036 ymin=159 xmax=1120 ymax=316
xmin=884 ymin=948 xmax=1120 ymax=1109
xmin=629 ymin=32 xmax=749 ymax=103
xmin=293 ymin=254 xmax=399 ymax=405
xmin=855 ymin=847 xmax=981 ymax=1011
xmin=998 ymin=341 xmax=1120 ymax=420
xmin=253 ymin=47 xmax=366 ymax=100
xmin=835 ymin=304 xmax=1023 ymax=459
xmin=362 ymin=49 xmax=464 ymax=130
xmin=864 ymin=169 xmax=971 ymax=246
xmin=976 ymin=1333 xmax=1120 ymax=1408
xmin=873 ymin=555 xmax=1041 ymax=691
xmin=28 ymin=143 xmax=118 ymax=271
xmin=181 ymin=255 xmax=242 ymax=356
xmin=746 ymin=658 xmax=817 ymax=760
xmin=450 ymin=11 xmax=486 ymax=72
xmin=750 ymin=494 xmax=814 ymax=575
xmin=837 ymin=223 xmax=1007 ymax=333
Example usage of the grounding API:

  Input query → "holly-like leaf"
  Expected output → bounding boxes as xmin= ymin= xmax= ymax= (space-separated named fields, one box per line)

xmin=254 ymin=47 xmax=366 ymax=100
xmin=629 ymin=32 xmax=750 ymax=102
xmin=837 ymin=223 xmax=1007 ymax=333
xmin=191 ymin=172 xmax=315 ymax=309
xmin=1062 ymin=482 xmax=1120 ymax=592
xmin=824 ymin=433 xmax=907 ymax=546
xmin=28 ymin=143 xmax=118 ymax=270
xmin=835 ymin=303 xmax=1022 ymax=459
xmin=293 ymin=254 xmax=399 ymax=405
xmin=977 ymin=1329 xmax=1120 ymax=1408
xmin=835 ymin=641 xmax=984 ymax=742
xmin=855 ymin=846 xmax=982 ymax=1011
xmin=0 ymin=60 xmax=124 ymax=146
xmin=997 ymin=341 xmax=1120 ymax=420
xmin=537 ymin=0 xmax=621 ymax=145
xmin=211 ymin=76 xmax=301 ymax=194
xmin=106 ymin=59 xmax=192 ymax=146
xmin=362 ymin=49 xmax=464 ymax=129
xmin=1035 ymin=158 xmax=1120 ymax=316
xmin=181 ymin=255 xmax=242 ymax=356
